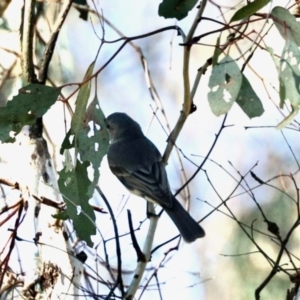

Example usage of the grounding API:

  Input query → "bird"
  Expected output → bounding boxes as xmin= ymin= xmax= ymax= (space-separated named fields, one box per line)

xmin=106 ymin=112 xmax=205 ymax=243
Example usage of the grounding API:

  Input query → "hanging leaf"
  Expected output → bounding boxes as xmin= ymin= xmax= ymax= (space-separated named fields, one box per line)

xmin=271 ymin=7 xmax=300 ymax=46
xmin=58 ymin=160 xmax=96 ymax=247
xmin=267 ymin=40 xmax=300 ymax=129
xmin=59 ymin=62 xmax=109 ymax=244
xmin=230 ymin=0 xmax=271 ymax=23
xmin=60 ymin=61 xmax=109 ymax=183
xmin=158 ymin=0 xmax=198 ymax=21
xmin=208 ymin=56 xmax=242 ymax=116
xmin=236 ymin=74 xmax=264 ymax=118
xmin=78 ymin=94 xmax=109 ymax=185
xmin=276 ymin=41 xmax=300 ymax=128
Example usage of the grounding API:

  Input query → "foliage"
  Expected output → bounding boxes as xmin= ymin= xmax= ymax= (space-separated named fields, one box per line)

xmin=0 ymin=1 xmax=300 ymax=299
xmin=0 ymin=84 xmax=60 ymax=142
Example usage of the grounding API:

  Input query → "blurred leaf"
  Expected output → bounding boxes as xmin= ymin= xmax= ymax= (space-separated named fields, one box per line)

xmin=264 ymin=219 xmax=280 ymax=235
xmin=0 ymin=84 xmax=60 ymax=143
xmin=279 ymin=41 xmax=300 ymax=107
xmin=52 ymin=211 xmax=69 ymax=220
xmin=268 ymin=41 xmax=300 ymax=129
xmin=266 ymin=46 xmax=285 ymax=106
xmin=72 ymin=0 xmax=88 ymax=20
xmin=158 ymin=0 xmax=197 ymax=20
xmin=208 ymin=56 xmax=242 ymax=116
xmin=271 ymin=7 xmax=300 ymax=46
xmin=236 ymin=74 xmax=264 ymax=118
xmin=230 ymin=0 xmax=270 ymax=22
xmin=58 ymin=160 xmax=96 ymax=247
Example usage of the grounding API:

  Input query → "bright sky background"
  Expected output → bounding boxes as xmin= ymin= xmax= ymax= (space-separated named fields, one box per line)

xmin=1 ymin=0 xmax=300 ymax=299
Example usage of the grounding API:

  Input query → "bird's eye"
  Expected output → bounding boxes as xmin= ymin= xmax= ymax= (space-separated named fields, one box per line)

xmin=106 ymin=124 xmax=110 ymax=129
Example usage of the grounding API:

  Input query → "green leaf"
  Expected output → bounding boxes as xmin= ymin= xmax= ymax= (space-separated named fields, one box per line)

xmin=208 ymin=56 xmax=242 ymax=116
xmin=60 ymin=130 xmax=74 ymax=153
xmin=0 ymin=84 xmax=60 ymax=143
xmin=59 ymin=62 xmax=109 ymax=241
xmin=266 ymin=46 xmax=285 ymax=106
xmin=61 ymin=60 xmax=94 ymax=154
xmin=158 ymin=0 xmax=198 ymax=21
xmin=236 ymin=74 xmax=264 ymax=118
xmin=52 ymin=211 xmax=69 ymax=220
xmin=268 ymin=41 xmax=300 ymax=128
xmin=266 ymin=46 xmax=280 ymax=71
xmin=230 ymin=0 xmax=271 ymax=22
xmin=58 ymin=160 xmax=96 ymax=247
xmin=71 ymin=61 xmax=95 ymax=135
xmin=271 ymin=7 xmax=300 ymax=46
xmin=279 ymin=41 xmax=300 ymax=108
xmin=276 ymin=41 xmax=300 ymax=128
xmin=77 ymin=94 xmax=109 ymax=185
xmin=60 ymin=61 xmax=109 ymax=184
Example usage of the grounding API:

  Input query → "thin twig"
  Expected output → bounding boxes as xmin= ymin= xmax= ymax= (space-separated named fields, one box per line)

xmin=39 ymin=0 xmax=72 ymax=83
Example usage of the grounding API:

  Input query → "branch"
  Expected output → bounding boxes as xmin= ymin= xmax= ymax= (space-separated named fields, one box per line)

xmin=162 ymin=0 xmax=207 ymax=164
xmin=125 ymin=203 xmax=159 ymax=300
xmin=22 ymin=0 xmax=36 ymax=83
xmin=38 ymin=0 xmax=72 ymax=83
xmin=96 ymin=186 xmax=124 ymax=299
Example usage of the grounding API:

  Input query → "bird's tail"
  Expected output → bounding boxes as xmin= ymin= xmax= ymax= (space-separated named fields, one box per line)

xmin=164 ymin=198 xmax=205 ymax=243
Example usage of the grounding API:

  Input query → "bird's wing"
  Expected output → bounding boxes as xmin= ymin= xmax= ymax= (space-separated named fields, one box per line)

xmin=108 ymin=137 xmax=174 ymax=208
xmin=110 ymin=161 xmax=174 ymax=208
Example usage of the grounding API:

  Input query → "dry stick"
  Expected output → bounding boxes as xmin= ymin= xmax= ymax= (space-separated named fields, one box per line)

xmin=204 ymin=163 xmax=280 ymax=271
xmin=152 ymin=114 xmax=230 ymax=254
xmin=96 ymin=186 xmax=124 ymax=299
xmin=127 ymin=210 xmax=145 ymax=262
xmin=38 ymin=0 xmax=72 ymax=84
xmin=255 ymin=219 xmax=300 ymax=300
xmin=0 ymin=201 xmax=24 ymax=287
xmin=139 ymin=246 xmax=178 ymax=299
xmin=59 ymin=25 xmax=183 ymax=104
xmin=204 ymin=162 xmax=300 ymax=297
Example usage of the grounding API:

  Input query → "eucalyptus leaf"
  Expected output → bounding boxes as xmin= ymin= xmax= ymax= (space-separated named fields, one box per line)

xmin=0 ymin=84 xmax=60 ymax=143
xmin=208 ymin=56 xmax=242 ymax=116
xmin=58 ymin=160 xmax=96 ymax=247
xmin=158 ymin=0 xmax=198 ymax=20
xmin=236 ymin=74 xmax=264 ymax=118
xmin=271 ymin=6 xmax=300 ymax=46
xmin=231 ymin=0 xmax=270 ymax=22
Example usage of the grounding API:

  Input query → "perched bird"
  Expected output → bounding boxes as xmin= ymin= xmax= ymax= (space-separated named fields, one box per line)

xmin=106 ymin=112 xmax=205 ymax=242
